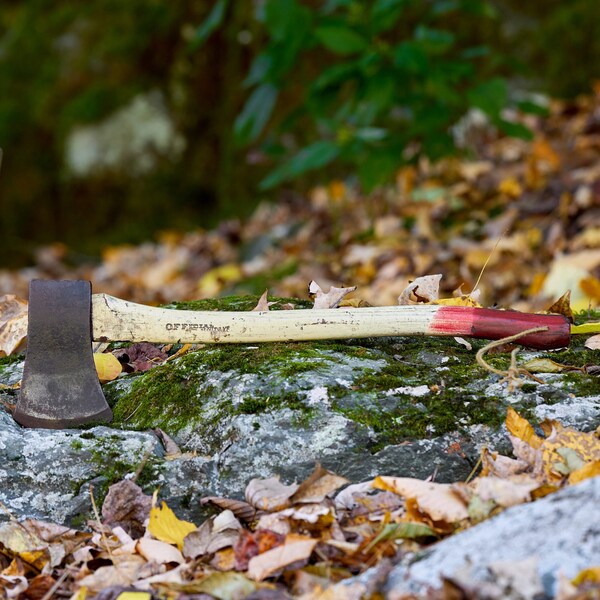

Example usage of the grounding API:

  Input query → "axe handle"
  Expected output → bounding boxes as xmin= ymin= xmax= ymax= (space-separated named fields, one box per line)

xmin=91 ymin=294 xmax=570 ymax=350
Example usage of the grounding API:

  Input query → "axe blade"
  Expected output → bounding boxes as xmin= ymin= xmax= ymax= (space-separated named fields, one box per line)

xmin=14 ymin=280 xmax=112 ymax=429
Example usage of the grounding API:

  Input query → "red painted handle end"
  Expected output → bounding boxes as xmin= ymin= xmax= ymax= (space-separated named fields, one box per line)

xmin=432 ymin=307 xmax=571 ymax=350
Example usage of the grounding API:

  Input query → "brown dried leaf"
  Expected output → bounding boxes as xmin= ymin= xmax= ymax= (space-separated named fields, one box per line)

xmin=153 ymin=428 xmax=182 ymax=459
xmin=182 ymin=510 xmax=241 ymax=559
xmin=245 ymin=477 xmax=299 ymax=511
xmin=135 ymin=537 xmax=185 ymax=564
xmin=201 ymin=496 xmax=257 ymax=523
xmin=252 ymin=289 xmax=277 ymax=311
xmin=102 ymin=480 xmax=152 ymax=539
xmin=465 ymin=475 xmax=540 ymax=508
xmin=309 ymin=281 xmax=357 ymax=309
xmin=113 ymin=342 xmax=168 ymax=372
xmin=398 ymin=274 xmax=442 ymax=305
xmin=373 ymin=477 xmax=468 ymax=523
xmin=233 ymin=529 xmax=286 ymax=571
xmin=521 ymin=357 xmax=581 ymax=373
xmin=291 ymin=464 xmax=349 ymax=504
xmin=0 ymin=294 xmax=28 ymax=356
xmin=480 ymin=447 xmax=529 ymax=478
xmin=246 ymin=534 xmax=317 ymax=582
xmin=584 ymin=334 xmax=600 ymax=350
xmin=546 ymin=290 xmax=574 ymax=322
xmin=18 ymin=574 xmax=56 ymax=600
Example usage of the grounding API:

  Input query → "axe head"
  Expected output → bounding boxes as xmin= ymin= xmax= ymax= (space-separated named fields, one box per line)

xmin=14 ymin=280 xmax=113 ymax=429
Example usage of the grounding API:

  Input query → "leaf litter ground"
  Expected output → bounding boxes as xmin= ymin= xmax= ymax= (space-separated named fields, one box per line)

xmin=2 ymin=92 xmax=600 ymax=597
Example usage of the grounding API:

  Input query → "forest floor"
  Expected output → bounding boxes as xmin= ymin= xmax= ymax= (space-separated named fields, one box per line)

xmin=1 ymin=91 xmax=600 ymax=599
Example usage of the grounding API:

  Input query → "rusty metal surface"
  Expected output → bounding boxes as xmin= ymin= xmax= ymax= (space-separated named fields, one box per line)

xmin=14 ymin=280 xmax=112 ymax=428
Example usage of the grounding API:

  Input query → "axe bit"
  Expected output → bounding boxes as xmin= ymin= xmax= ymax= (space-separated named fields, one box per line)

xmin=15 ymin=279 xmax=570 ymax=429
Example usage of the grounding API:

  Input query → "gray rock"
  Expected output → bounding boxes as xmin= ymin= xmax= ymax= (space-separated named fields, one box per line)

xmin=1 ymin=312 xmax=599 ymax=526
xmin=385 ymin=476 xmax=600 ymax=599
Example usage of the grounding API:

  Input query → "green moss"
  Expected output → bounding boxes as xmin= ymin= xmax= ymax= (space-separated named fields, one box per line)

xmin=331 ymin=336 xmax=509 ymax=449
xmin=78 ymin=436 xmax=162 ymax=505
xmin=163 ymin=295 xmax=312 ymax=312
xmin=0 ymin=354 xmax=23 ymax=367
xmin=104 ymin=296 xmax=600 ymax=455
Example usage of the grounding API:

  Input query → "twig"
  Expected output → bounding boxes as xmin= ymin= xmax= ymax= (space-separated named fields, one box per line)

xmin=89 ymin=485 xmax=115 ymax=564
xmin=131 ymin=445 xmax=154 ymax=483
xmin=40 ymin=568 xmax=70 ymax=600
xmin=476 ymin=326 xmax=548 ymax=389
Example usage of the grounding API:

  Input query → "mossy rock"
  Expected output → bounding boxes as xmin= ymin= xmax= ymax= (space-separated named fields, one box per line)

xmin=1 ymin=297 xmax=600 ymax=525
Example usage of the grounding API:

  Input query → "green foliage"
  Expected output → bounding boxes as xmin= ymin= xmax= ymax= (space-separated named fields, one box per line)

xmin=199 ymin=0 xmax=520 ymax=191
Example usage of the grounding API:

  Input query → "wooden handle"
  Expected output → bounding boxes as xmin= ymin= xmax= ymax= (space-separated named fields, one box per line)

xmin=91 ymin=294 xmax=571 ymax=349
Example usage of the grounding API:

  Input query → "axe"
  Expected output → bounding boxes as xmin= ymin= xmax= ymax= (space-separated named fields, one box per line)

xmin=14 ymin=279 xmax=571 ymax=429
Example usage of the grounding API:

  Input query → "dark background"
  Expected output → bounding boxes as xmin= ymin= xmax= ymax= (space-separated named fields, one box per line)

xmin=0 ymin=0 xmax=598 ymax=266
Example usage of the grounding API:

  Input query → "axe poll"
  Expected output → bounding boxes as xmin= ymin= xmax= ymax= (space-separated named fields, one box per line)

xmin=15 ymin=280 xmax=571 ymax=429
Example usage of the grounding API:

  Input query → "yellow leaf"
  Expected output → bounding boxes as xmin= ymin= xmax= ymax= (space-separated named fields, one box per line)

xmin=197 ymin=263 xmax=243 ymax=297
xmin=434 ymin=295 xmax=482 ymax=308
xmin=328 ymin=180 xmax=346 ymax=202
xmin=71 ymin=587 xmax=87 ymax=600
xmin=527 ymin=273 xmax=546 ymax=297
xmin=148 ymin=501 xmax=197 ymax=551
xmin=498 ymin=177 xmax=523 ymax=198
xmin=580 ymin=276 xmax=600 ymax=302
xmin=506 ymin=407 xmax=543 ymax=450
xmin=568 ymin=460 xmax=600 ymax=484
xmin=93 ymin=353 xmax=123 ymax=383
xmin=116 ymin=594 xmax=152 ymax=600
xmin=572 ymin=567 xmax=600 ymax=586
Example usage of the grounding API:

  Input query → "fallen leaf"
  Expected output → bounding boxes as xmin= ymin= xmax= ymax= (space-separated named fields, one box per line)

xmin=398 ymin=274 xmax=442 ymax=305
xmin=291 ymin=464 xmax=349 ymax=504
xmin=0 ymin=294 xmax=28 ymax=356
xmin=197 ymin=263 xmax=243 ymax=297
xmin=135 ymin=537 xmax=185 ymax=564
xmin=573 ymin=567 xmax=600 ymax=586
xmin=200 ymin=497 xmax=256 ymax=523
xmin=94 ymin=353 xmax=123 ymax=383
xmin=153 ymin=428 xmax=182 ymax=459
xmin=309 ymin=281 xmax=357 ymax=309
xmin=546 ymin=290 xmax=574 ymax=321
xmin=245 ymin=476 xmax=299 ymax=511
xmin=435 ymin=294 xmax=482 ymax=307
xmin=18 ymin=575 xmax=56 ymax=600
xmin=76 ymin=556 xmax=146 ymax=594
xmin=584 ymin=334 xmax=600 ymax=349
xmin=541 ymin=426 xmax=600 ymax=482
xmin=568 ymin=460 xmax=600 ymax=484
xmin=147 ymin=501 xmax=196 ymax=551
xmin=178 ymin=572 xmax=257 ymax=599
xmin=498 ymin=177 xmax=523 ymax=198
xmin=580 ymin=275 xmax=600 ymax=303
xmin=505 ymin=406 xmax=543 ymax=450
xmin=182 ymin=510 xmax=241 ymax=559
xmin=233 ymin=529 xmax=286 ymax=571
xmin=252 ymin=289 xmax=277 ymax=311
xmin=466 ymin=475 xmax=540 ymax=507
xmin=373 ymin=477 xmax=468 ymax=523
xmin=113 ymin=342 xmax=168 ymax=373
xmin=247 ymin=534 xmax=317 ymax=581
xmin=521 ymin=357 xmax=581 ymax=373
xmin=102 ymin=480 xmax=152 ymax=539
